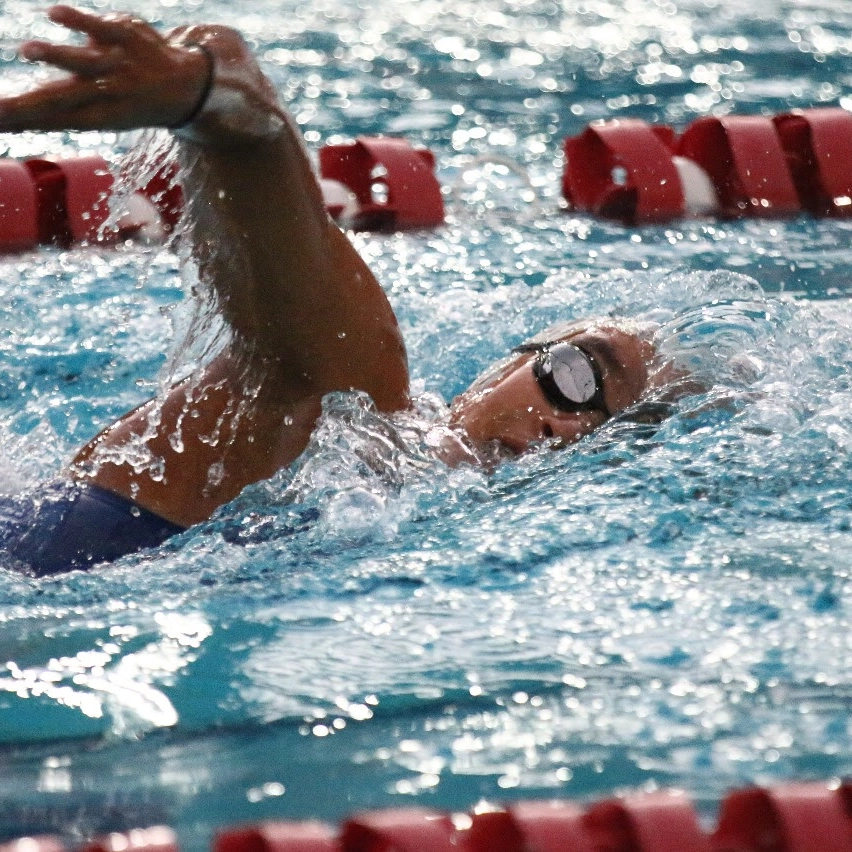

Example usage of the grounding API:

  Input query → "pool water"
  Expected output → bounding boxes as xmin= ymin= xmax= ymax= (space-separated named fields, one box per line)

xmin=1 ymin=0 xmax=852 ymax=847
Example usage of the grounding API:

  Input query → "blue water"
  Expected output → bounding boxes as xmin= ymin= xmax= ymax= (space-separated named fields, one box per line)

xmin=2 ymin=0 xmax=852 ymax=846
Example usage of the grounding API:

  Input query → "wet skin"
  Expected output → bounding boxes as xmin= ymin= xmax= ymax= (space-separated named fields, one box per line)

xmin=448 ymin=326 xmax=655 ymax=457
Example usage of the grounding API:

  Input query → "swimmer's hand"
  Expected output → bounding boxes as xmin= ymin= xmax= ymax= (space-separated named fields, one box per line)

xmin=0 ymin=5 xmax=210 ymax=132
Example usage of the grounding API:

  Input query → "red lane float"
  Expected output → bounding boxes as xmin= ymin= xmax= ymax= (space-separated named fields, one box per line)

xmin=561 ymin=107 xmax=852 ymax=224
xmin=133 ymin=159 xmax=184 ymax=233
xmin=319 ymin=137 xmax=445 ymax=231
xmin=773 ymin=107 xmax=852 ymax=217
xmin=215 ymin=821 xmax=341 ymax=852
xmin=713 ymin=782 xmax=852 ymax=852
xmin=584 ymin=791 xmax=712 ymax=852
xmin=562 ymin=119 xmax=686 ymax=223
xmin=0 ymin=136 xmax=444 ymax=251
xmin=469 ymin=792 xmax=711 ymax=852
xmin=25 ymin=155 xmax=115 ymax=245
xmin=467 ymin=800 xmax=592 ymax=852
xmin=6 ymin=781 xmax=852 ymax=852
xmin=0 ymin=109 xmax=851 ymax=248
xmin=0 ymin=154 xmax=169 ymax=250
xmin=0 ymin=159 xmax=39 ymax=251
xmin=340 ymin=808 xmax=457 ymax=852
xmin=677 ymin=115 xmax=801 ymax=218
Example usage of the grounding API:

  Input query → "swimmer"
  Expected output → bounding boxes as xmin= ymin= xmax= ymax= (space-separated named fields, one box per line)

xmin=0 ymin=6 xmax=663 ymax=575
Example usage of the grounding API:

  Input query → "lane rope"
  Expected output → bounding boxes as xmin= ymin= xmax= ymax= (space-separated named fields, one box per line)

xmin=5 ymin=780 xmax=852 ymax=852
xmin=1 ymin=106 xmax=850 ymax=252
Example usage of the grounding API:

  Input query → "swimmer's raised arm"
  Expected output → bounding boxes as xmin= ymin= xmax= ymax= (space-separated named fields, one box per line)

xmin=0 ymin=5 xmax=409 ymax=412
xmin=0 ymin=6 xmax=212 ymax=132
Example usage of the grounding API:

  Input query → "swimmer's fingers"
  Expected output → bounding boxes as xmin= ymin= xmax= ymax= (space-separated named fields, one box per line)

xmin=43 ymin=5 xmax=152 ymax=48
xmin=0 ymin=45 xmax=210 ymax=132
xmin=22 ymin=6 xmax=175 ymax=76
xmin=19 ymin=41 xmax=125 ymax=78
xmin=0 ymin=6 xmax=211 ymax=132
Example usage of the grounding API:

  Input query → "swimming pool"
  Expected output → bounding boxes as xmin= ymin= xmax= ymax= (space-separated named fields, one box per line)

xmin=1 ymin=0 xmax=852 ymax=846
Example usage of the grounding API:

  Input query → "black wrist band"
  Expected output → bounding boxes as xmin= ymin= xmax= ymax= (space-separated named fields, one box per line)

xmin=171 ymin=43 xmax=216 ymax=129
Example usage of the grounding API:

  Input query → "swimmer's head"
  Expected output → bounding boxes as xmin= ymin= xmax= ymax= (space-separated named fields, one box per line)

xmin=448 ymin=318 xmax=668 ymax=457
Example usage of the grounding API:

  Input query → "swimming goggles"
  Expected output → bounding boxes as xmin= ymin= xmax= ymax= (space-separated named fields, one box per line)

xmin=511 ymin=340 xmax=610 ymax=416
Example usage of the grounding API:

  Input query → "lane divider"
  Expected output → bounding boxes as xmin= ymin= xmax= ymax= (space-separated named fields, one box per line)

xmin=4 ymin=781 xmax=852 ymax=852
xmin=0 ymin=106 xmax=850 ymax=251
xmin=562 ymin=107 xmax=852 ymax=223
xmin=319 ymin=136 xmax=445 ymax=231
xmin=0 ymin=155 xmax=174 ymax=251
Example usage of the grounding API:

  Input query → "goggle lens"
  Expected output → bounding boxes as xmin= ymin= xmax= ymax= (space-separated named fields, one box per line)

xmin=512 ymin=340 xmax=608 ymax=415
xmin=543 ymin=343 xmax=598 ymax=404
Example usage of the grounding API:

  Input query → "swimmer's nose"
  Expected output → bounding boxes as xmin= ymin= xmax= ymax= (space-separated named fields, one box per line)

xmin=459 ymin=409 xmax=584 ymax=455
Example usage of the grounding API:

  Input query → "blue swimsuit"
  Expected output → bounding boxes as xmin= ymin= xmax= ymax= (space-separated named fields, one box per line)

xmin=0 ymin=481 xmax=186 ymax=576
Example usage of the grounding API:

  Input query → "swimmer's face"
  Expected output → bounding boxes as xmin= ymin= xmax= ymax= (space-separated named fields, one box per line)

xmin=449 ymin=324 xmax=654 ymax=456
